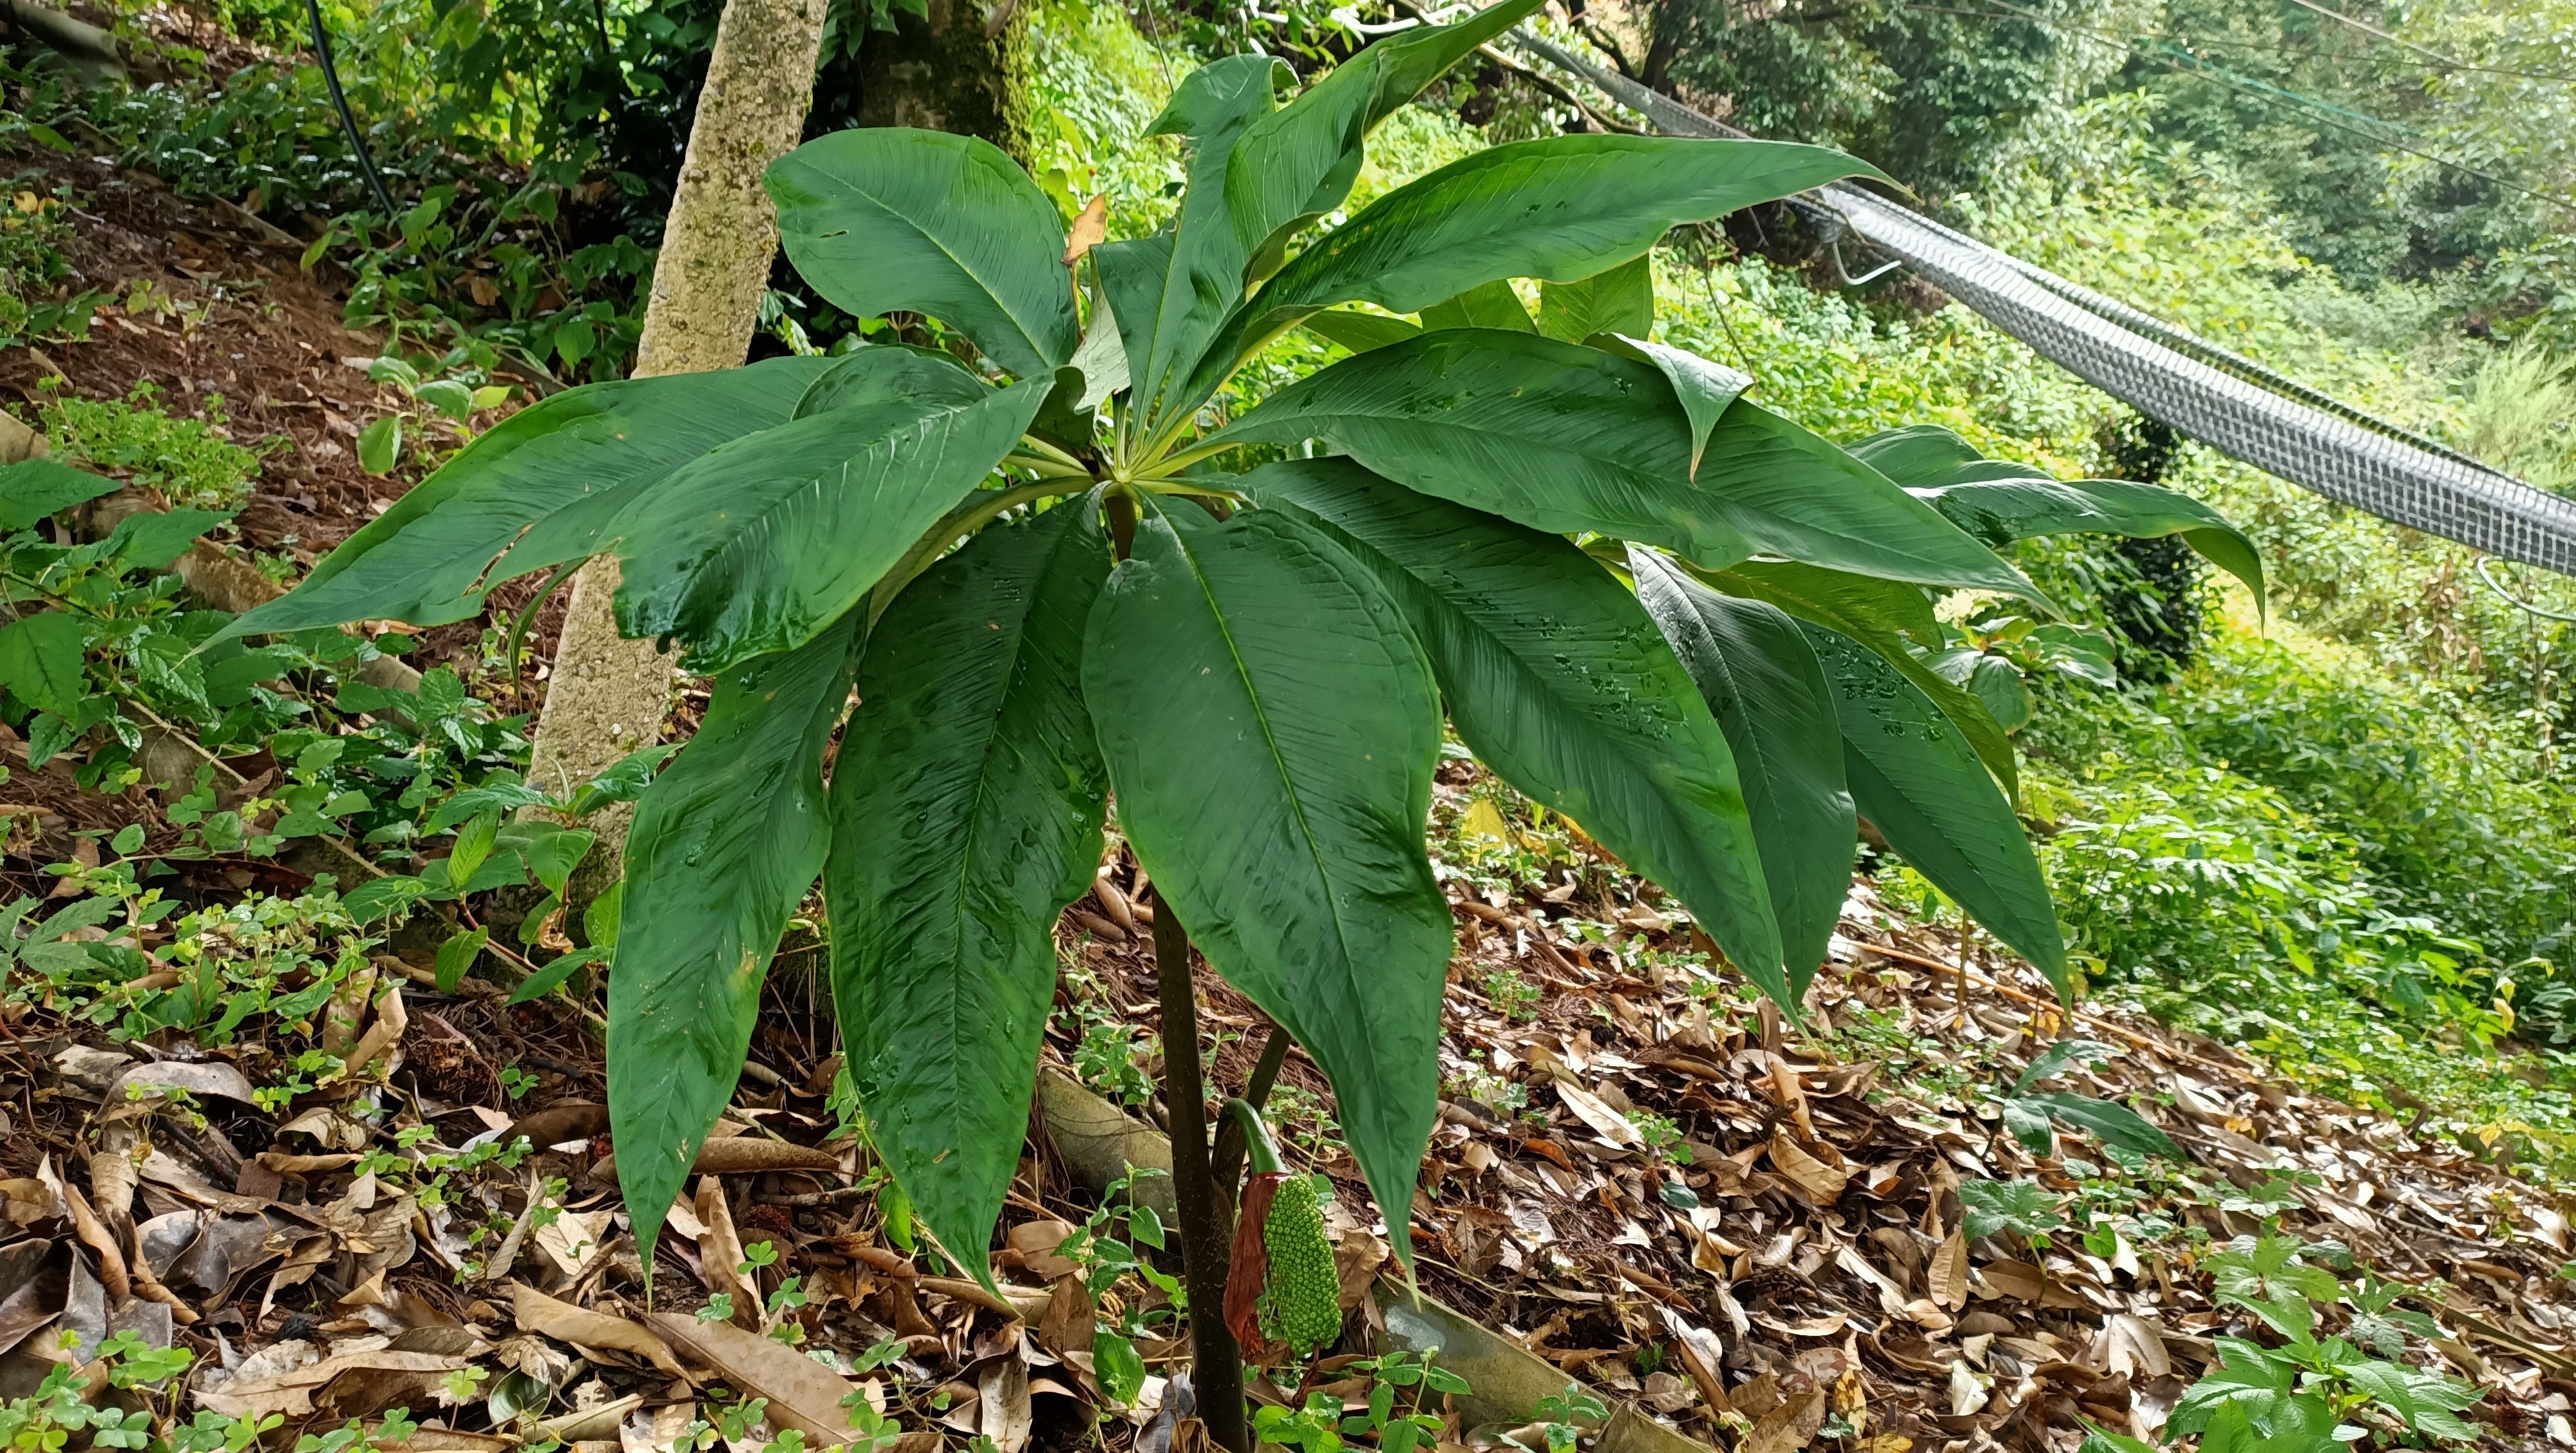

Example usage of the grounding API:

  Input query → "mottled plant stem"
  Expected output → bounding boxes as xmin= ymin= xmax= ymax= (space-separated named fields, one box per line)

xmin=1150 ymin=887 xmax=1249 ymax=1452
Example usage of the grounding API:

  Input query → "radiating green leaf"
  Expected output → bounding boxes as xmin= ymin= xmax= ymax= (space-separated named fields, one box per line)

xmin=608 ymin=377 xmax=1050 ymax=672
xmin=1417 ymin=280 xmax=1534 ymax=332
xmin=1930 ymin=476 xmax=2266 ymax=614
xmin=1629 ymin=550 xmax=1855 ymax=998
xmin=1958 ymin=1177 xmax=2063 ymax=1240
xmin=828 ymin=504 xmax=1111 ymax=1284
xmin=1700 ymin=559 xmax=2014 ymax=792
xmin=1197 ymin=133 xmax=1870 ymax=401
xmin=0 ymin=613 xmax=86 ymax=716
xmin=1224 ymin=0 xmax=1546 ymax=282
xmin=1068 ymin=285 xmax=1131 ymax=409
xmin=0 ymin=459 xmax=118 ymax=531
xmin=1248 ymin=460 xmax=1785 ymax=1002
xmin=234 ymin=357 xmax=833 ymax=636
xmin=1207 ymin=330 xmax=2041 ymax=596
xmin=1842 ymin=424 xmax=1987 ymax=489
xmin=611 ymin=611 xmax=861 ymax=1272
xmin=1603 ymin=335 xmax=1748 ymax=479
xmin=1300 ymin=309 xmax=1424 ymax=354
xmin=1082 ymin=500 xmax=1448 ymax=1260
xmin=793 ymin=345 xmax=987 ymax=418
xmin=1095 ymin=53 xmax=1287 ymax=436
xmin=1851 ymin=423 xmax=2266 ymax=613
xmin=1801 ymin=623 xmax=2066 ymax=991
xmin=770 ymin=129 xmax=1081 ymax=379
xmin=1537 ymin=256 xmax=1654 ymax=342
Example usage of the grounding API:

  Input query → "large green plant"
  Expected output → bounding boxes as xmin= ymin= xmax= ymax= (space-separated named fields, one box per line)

xmin=232 ymin=0 xmax=2260 ymax=1375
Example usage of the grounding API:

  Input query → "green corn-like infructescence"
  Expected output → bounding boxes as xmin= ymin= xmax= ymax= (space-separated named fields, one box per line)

xmin=1258 ymin=1172 xmax=1342 ymax=1354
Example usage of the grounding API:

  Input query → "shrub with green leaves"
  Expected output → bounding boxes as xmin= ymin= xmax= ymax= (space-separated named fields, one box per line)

xmin=232 ymin=5 xmax=2260 ymax=1291
xmin=41 ymin=383 xmax=272 ymax=511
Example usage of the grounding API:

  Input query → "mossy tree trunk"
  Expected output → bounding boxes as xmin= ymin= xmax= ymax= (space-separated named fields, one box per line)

xmin=526 ymin=0 xmax=831 ymax=859
xmin=856 ymin=0 xmax=1033 ymax=162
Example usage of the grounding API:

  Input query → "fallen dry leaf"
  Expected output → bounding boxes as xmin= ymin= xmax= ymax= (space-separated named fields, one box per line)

xmin=651 ymin=1309 xmax=869 ymax=1443
xmin=981 ymin=1354 xmax=1034 ymax=1453
xmin=1743 ymin=1387 xmax=1828 ymax=1453
xmin=1556 ymin=1081 xmax=1647 ymax=1150
xmin=589 ymin=1135 xmax=839 ymax=1187
xmin=1980 ymin=1259 xmax=2047 ymax=1302
xmin=1927 ymin=1230 xmax=1969 ymax=1311
xmin=694 ymin=1176 xmax=762 ymax=1332
xmin=509 ymin=1282 xmax=687 ymax=1378
xmin=1767 ymin=1134 xmax=1849 ymax=1206
xmin=196 ymin=1349 xmax=464 ymax=1420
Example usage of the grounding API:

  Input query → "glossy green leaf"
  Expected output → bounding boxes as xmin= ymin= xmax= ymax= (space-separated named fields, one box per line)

xmin=2019 ymin=1091 xmax=2183 ymax=1159
xmin=608 ymin=377 xmax=1050 ymax=672
xmin=1604 ymin=335 xmax=1748 ymax=479
xmin=1801 ymin=622 xmax=2066 ymax=991
xmin=105 ymin=509 xmax=229 ymax=571
xmin=1300 ymin=309 xmax=1424 ymax=354
xmin=1851 ymin=423 xmax=2266 ymax=613
xmin=611 ymin=610 xmax=862 ymax=1273
xmin=1699 ymin=559 xmax=2014 ymax=792
xmin=1926 ymin=475 xmax=2266 ymax=615
xmin=434 ymin=927 xmax=488 ymax=993
xmin=1842 ymin=424 xmax=1987 ymax=488
xmin=507 ymin=945 xmax=607 ymax=1005
xmin=1537 ymin=256 xmax=1653 ymax=342
xmin=1224 ymin=0 xmax=1546 ymax=281
xmin=1095 ymin=54 xmax=1287 ymax=435
xmin=234 ymin=357 xmax=833 ymax=636
xmin=793 ymin=345 xmax=987 ymax=418
xmin=1247 ymin=459 xmax=1785 ymax=1002
xmin=0 ymin=459 xmax=117 ymax=530
xmin=1417 ymin=280 xmax=1534 ymax=333
xmin=357 ymin=416 xmax=401 ymax=475
xmin=1082 ymin=500 xmax=1449 ymax=1259
xmin=1932 ymin=647 xmax=2034 ymax=734
xmin=828 ymin=504 xmax=1111 ymax=1283
xmin=1197 ymin=133 xmax=1871 ymax=400
xmin=1206 ymin=330 xmax=2042 ymax=596
xmin=770 ymin=128 xmax=1080 ymax=379
xmin=0 ymin=613 xmax=86 ymax=715
xmin=1068 ymin=284 xmax=1131 ymax=408
xmin=1629 ymin=549 xmax=1855 ymax=999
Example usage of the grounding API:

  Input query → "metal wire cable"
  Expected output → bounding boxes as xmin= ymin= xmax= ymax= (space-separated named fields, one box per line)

xmin=1506 ymin=27 xmax=2576 ymax=579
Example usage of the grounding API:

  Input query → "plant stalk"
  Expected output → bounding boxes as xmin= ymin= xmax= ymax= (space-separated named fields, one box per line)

xmin=1150 ymin=886 xmax=1249 ymax=1453
xmin=1210 ymin=1024 xmax=1293 ymax=1208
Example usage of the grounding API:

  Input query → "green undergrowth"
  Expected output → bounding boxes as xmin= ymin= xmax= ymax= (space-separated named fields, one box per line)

xmin=2018 ymin=606 xmax=2576 ymax=1172
xmin=40 ymin=381 xmax=275 ymax=509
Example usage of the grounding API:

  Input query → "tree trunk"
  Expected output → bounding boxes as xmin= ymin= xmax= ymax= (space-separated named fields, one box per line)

xmin=524 ymin=0 xmax=831 ymax=855
xmin=857 ymin=0 xmax=1034 ymax=163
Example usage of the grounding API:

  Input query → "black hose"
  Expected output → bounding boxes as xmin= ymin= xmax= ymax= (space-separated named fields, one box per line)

xmin=303 ymin=0 xmax=399 ymax=221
